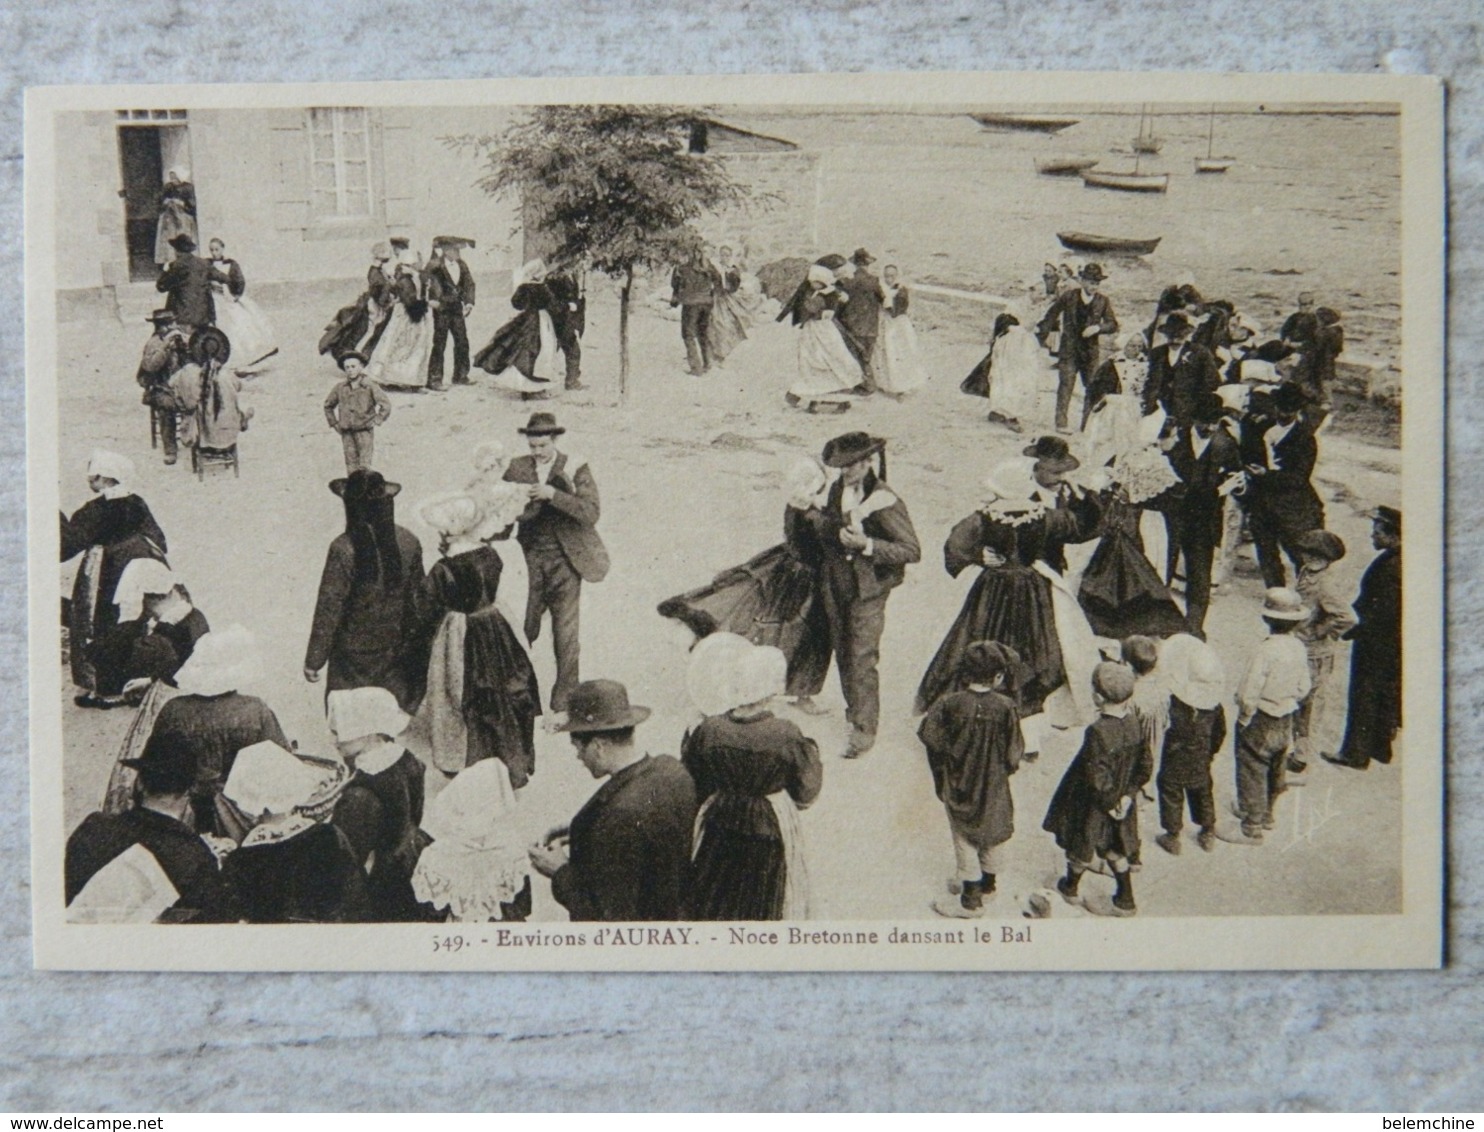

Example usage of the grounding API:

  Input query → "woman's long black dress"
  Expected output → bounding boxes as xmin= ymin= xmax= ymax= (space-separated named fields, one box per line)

xmin=474 ymin=282 xmax=556 ymax=379
xmin=658 ymin=506 xmax=832 ymax=699
xmin=1077 ymin=492 xmax=1188 ymax=640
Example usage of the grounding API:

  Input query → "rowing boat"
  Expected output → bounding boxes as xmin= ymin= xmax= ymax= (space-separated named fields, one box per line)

xmin=1035 ymin=157 xmax=1100 ymax=176
xmin=1057 ymin=231 xmax=1162 ymax=256
xmin=1080 ymin=169 xmax=1170 ymax=193
xmin=971 ymin=113 xmax=1079 ymax=134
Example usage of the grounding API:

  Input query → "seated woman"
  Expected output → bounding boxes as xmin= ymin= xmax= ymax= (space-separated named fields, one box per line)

xmin=219 ymin=740 xmax=370 ymax=924
xmin=84 ymin=558 xmax=209 ymax=707
xmin=412 ymin=758 xmax=532 ymax=923
xmin=170 ymin=328 xmax=253 ymax=459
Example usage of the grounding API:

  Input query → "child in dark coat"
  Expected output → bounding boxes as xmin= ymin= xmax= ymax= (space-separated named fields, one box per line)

xmin=918 ymin=641 xmax=1025 ymax=919
xmin=1153 ymin=637 xmax=1228 ymax=855
xmin=1042 ymin=661 xmax=1152 ymax=915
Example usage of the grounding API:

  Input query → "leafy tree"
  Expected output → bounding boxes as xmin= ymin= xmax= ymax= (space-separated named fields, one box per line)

xmin=453 ymin=106 xmax=755 ymax=397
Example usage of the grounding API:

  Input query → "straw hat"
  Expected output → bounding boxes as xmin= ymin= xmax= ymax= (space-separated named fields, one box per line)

xmin=1261 ymin=587 xmax=1310 ymax=622
xmin=173 ymin=625 xmax=261 ymax=696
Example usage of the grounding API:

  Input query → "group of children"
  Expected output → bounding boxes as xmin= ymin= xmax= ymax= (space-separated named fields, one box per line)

xmin=918 ymin=520 xmax=1361 ymax=918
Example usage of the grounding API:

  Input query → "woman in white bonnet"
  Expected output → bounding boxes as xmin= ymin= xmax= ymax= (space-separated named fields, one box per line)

xmin=406 ymin=491 xmax=541 ymax=788
xmin=658 ymin=454 xmax=834 ymax=714
xmin=473 ymin=258 xmax=563 ymax=395
xmin=154 ymin=166 xmax=198 ymax=266
xmin=412 ymin=758 xmax=532 ymax=922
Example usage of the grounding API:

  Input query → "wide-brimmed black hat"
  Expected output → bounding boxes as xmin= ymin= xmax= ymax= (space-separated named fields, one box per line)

xmin=330 ymin=468 xmax=402 ymax=501
xmin=821 ymin=431 xmax=885 ymax=468
xmin=433 ymin=235 xmax=476 ymax=250
xmin=146 ymin=308 xmax=176 ymax=325
xmin=1272 ymin=382 xmax=1308 ymax=415
xmin=517 ymin=411 xmax=565 ymax=437
xmin=851 ymin=247 xmax=876 ymax=266
xmin=1191 ymin=392 xmax=1226 ymax=424
xmin=1079 ymin=262 xmax=1107 ymax=282
xmin=388 ymin=235 xmax=411 ymax=249
xmin=814 ymin=253 xmax=847 ymax=270
xmin=555 ymin=680 xmax=652 ymax=735
xmin=188 ymin=326 xmax=231 ymax=366
xmin=1160 ymin=313 xmax=1193 ymax=338
xmin=1292 ymin=530 xmax=1347 ymax=563
xmin=1022 ymin=435 xmax=1080 ymax=474
xmin=168 ymin=233 xmax=197 ymax=253
xmin=122 ymin=731 xmax=197 ymax=794
xmin=337 ymin=350 xmax=369 ymax=368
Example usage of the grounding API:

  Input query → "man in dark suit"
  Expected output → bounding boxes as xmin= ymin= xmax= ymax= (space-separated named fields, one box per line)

xmin=425 ymin=236 xmax=476 ymax=390
xmin=529 ymin=680 xmax=697 ymax=921
xmin=502 ymin=412 xmax=609 ymax=718
xmin=546 ymin=269 xmax=585 ymax=390
xmin=1143 ymin=314 xmax=1223 ymax=427
xmin=834 ymin=248 xmax=886 ymax=393
xmin=671 ymin=251 xmax=722 ymax=375
xmin=1036 ymin=262 xmax=1119 ymax=434
xmin=1164 ymin=393 xmax=1245 ymax=638
xmin=155 ymin=234 xmax=226 ymax=331
xmin=803 ymin=432 xmax=920 ymax=758
xmin=1327 ymin=506 xmax=1402 ymax=770
xmin=1242 ymin=382 xmax=1326 ymax=588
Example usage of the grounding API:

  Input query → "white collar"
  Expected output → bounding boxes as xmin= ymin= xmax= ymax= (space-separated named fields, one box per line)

xmin=352 ymin=740 xmax=405 ymax=777
xmin=100 ymin=484 xmax=133 ymax=501
xmin=1101 ymin=702 xmax=1130 ymax=719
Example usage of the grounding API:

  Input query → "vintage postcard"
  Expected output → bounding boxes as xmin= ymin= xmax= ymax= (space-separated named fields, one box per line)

xmin=27 ymin=71 xmax=1444 ymax=971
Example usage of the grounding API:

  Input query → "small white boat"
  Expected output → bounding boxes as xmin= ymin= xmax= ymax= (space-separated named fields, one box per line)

xmin=1081 ymin=169 xmax=1170 ymax=193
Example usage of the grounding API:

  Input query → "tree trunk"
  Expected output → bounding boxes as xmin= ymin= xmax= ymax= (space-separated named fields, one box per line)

xmin=619 ymin=265 xmax=632 ymax=401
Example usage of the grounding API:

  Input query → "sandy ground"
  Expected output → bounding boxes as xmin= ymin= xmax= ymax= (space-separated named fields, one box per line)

xmin=55 ymin=282 xmax=1404 ymax=922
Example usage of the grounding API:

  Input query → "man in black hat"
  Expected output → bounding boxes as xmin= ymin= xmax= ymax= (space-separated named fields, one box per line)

xmin=502 ymin=413 xmax=609 ymax=718
xmin=64 ymin=732 xmax=238 ymax=922
xmin=1164 ymin=392 xmax=1244 ymax=637
xmin=304 ymin=469 xmax=427 ymax=712
xmin=546 ymin=267 xmax=586 ymax=390
xmin=1242 ymin=381 xmax=1325 ymax=587
xmin=1035 ymin=262 xmax=1119 ymax=434
xmin=1143 ymin=313 xmax=1223 ymax=428
xmin=529 ymin=680 xmax=697 ymax=920
xmin=671 ymin=248 xmax=723 ymax=375
xmin=425 ymin=237 xmax=477 ymax=390
xmin=137 ymin=309 xmax=189 ymax=465
xmin=155 ymin=233 xmax=227 ymax=332
xmin=1328 ymin=506 xmax=1402 ymax=770
xmin=802 ymin=432 xmax=920 ymax=757
xmin=833 ymin=249 xmax=886 ymax=394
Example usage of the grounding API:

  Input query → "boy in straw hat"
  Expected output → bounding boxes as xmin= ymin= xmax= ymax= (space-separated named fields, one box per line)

xmin=1042 ymin=661 xmax=1151 ymax=916
xmin=1153 ymin=635 xmax=1227 ymax=855
xmin=919 ymin=641 xmax=1025 ymax=918
xmin=1290 ymin=530 xmax=1356 ymax=773
xmin=327 ymin=687 xmax=429 ymax=922
xmin=1233 ymin=588 xmax=1312 ymax=840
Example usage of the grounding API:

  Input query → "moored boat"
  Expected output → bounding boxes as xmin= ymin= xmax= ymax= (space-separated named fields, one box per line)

xmin=1036 ymin=157 xmax=1100 ymax=176
xmin=1194 ymin=158 xmax=1233 ymax=173
xmin=1131 ymin=105 xmax=1163 ymax=154
xmin=1080 ymin=169 xmax=1170 ymax=193
xmin=971 ymin=113 xmax=1079 ymax=134
xmin=1057 ymin=231 xmax=1162 ymax=256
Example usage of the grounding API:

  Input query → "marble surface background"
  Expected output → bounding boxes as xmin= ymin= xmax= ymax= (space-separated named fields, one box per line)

xmin=2 ymin=0 xmax=1479 ymax=1111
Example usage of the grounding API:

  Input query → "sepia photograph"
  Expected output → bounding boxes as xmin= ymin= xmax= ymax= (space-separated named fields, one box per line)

xmin=26 ymin=71 xmax=1444 ymax=971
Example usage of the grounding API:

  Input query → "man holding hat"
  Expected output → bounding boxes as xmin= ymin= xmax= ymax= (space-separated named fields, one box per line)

xmin=65 ymin=731 xmax=238 ymax=922
xmin=1036 ymin=262 xmax=1119 ymax=434
xmin=833 ymin=248 xmax=886 ymax=393
xmin=802 ymin=431 xmax=920 ymax=757
xmin=502 ymin=413 xmax=608 ymax=719
xmin=425 ymin=236 xmax=477 ymax=390
xmin=1242 ymin=381 xmax=1325 ymax=588
xmin=1164 ymin=392 xmax=1245 ymax=637
xmin=529 ymin=680 xmax=697 ymax=921
xmin=1329 ymin=506 xmax=1402 ymax=770
xmin=1143 ymin=312 xmax=1223 ymax=428
xmin=155 ymin=233 xmax=228 ymax=332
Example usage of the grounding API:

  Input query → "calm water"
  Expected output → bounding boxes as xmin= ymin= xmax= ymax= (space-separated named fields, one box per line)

xmin=742 ymin=110 xmax=1401 ymax=366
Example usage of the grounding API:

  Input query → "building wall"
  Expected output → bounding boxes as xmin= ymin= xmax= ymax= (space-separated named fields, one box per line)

xmin=705 ymin=151 xmax=821 ymax=266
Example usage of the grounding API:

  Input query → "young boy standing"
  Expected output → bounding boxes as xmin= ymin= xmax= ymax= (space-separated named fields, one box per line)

xmin=1153 ymin=638 xmax=1227 ymax=855
xmin=918 ymin=641 xmax=1025 ymax=919
xmin=324 ymin=351 xmax=391 ymax=474
xmin=1233 ymin=588 xmax=1312 ymax=841
xmin=1043 ymin=661 xmax=1152 ymax=916
xmin=1290 ymin=531 xmax=1356 ymax=773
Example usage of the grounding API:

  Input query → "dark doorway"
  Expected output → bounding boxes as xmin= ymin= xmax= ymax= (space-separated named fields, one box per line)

xmin=118 ymin=127 xmax=164 ymax=281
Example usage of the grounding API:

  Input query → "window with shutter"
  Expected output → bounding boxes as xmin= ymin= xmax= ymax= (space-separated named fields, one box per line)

xmin=307 ymin=107 xmax=376 ymax=220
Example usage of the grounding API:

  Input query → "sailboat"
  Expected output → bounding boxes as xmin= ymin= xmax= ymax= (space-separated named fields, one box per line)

xmin=1131 ymin=104 xmax=1163 ymax=155
xmin=1194 ymin=104 xmax=1233 ymax=173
